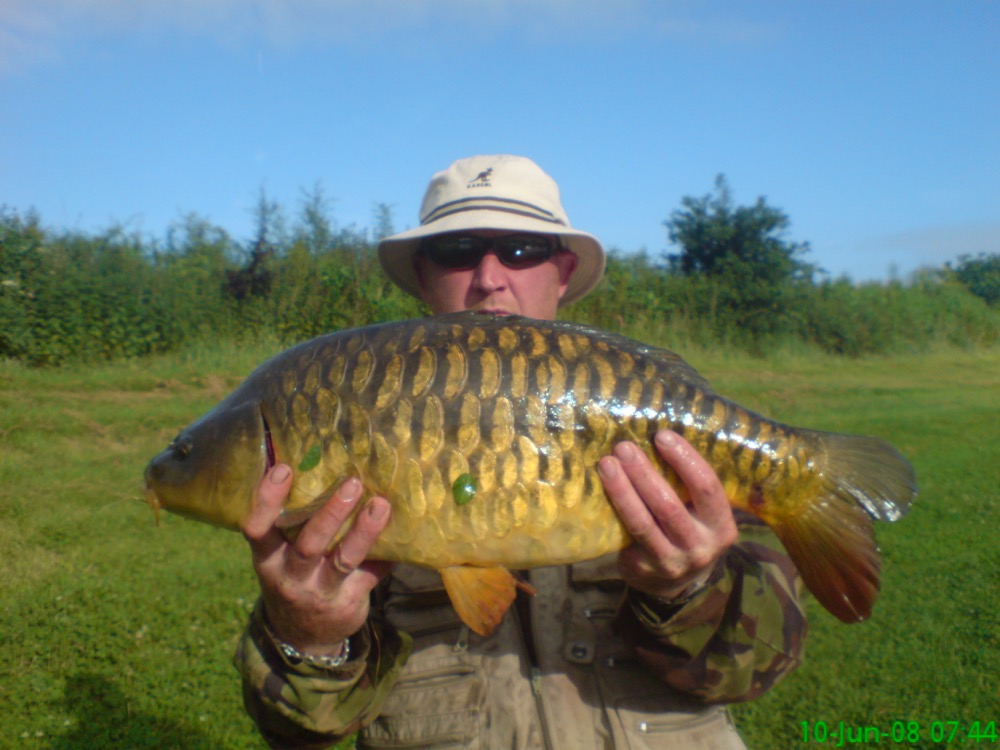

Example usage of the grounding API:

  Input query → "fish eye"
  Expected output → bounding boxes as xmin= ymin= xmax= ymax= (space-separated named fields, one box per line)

xmin=170 ymin=435 xmax=192 ymax=460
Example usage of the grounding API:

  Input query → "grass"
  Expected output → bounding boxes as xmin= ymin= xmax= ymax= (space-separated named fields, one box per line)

xmin=698 ymin=347 xmax=1000 ymax=749
xmin=1 ymin=339 xmax=997 ymax=749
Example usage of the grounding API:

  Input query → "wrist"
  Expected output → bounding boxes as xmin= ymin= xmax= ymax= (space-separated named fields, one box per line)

xmin=270 ymin=630 xmax=352 ymax=671
xmin=651 ymin=567 xmax=715 ymax=605
xmin=631 ymin=560 xmax=723 ymax=624
xmin=259 ymin=603 xmax=353 ymax=671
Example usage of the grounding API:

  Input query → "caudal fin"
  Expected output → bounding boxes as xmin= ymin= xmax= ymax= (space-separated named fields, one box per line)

xmin=772 ymin=433 xmax=916 ymax=623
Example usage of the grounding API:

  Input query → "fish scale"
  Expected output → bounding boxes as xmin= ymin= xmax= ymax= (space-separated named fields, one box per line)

xmin=145 ymin=311 xmax=916 ymax=635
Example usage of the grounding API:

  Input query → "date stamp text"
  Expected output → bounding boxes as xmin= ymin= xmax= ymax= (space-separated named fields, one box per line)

xmin=800 ymin=720 xmax=997 ymax=745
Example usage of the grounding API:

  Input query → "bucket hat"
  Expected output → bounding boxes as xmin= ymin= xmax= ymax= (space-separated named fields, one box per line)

xmin=377 ymin=155 xmax=605 ymax=306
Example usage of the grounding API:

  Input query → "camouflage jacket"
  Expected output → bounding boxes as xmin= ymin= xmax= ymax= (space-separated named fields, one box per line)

xmin=234 ymin=514 xmax=805 ymax=749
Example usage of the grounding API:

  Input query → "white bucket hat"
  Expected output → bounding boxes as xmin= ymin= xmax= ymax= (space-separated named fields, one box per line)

xmin=377 ymin=155 xmax=605 ymax=306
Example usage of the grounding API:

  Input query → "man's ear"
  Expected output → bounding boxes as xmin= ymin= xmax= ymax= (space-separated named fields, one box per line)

xmin=555 ymin=250 xmax=578 ymax=299
xmin=412 ymin=252 xmax=430 ymax=303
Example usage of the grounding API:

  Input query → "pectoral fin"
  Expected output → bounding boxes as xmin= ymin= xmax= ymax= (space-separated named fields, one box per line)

xmin=440 ymin=566 xmax=536 ymax=637
xmin=275 ymin=497 xmax=328 ymax=530
xmin=275 ymin=482 xmax=356 ymax=533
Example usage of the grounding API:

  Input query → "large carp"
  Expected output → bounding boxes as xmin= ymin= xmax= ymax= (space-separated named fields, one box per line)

xmin=144 ymin=312 xmax=915 ymax=635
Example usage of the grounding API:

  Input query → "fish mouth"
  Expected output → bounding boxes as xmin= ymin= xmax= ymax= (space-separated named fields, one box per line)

xmin=144 ymin=484 xmax=162 ymax=526
xmin=262 ymin=408 xmax=276 ymax=472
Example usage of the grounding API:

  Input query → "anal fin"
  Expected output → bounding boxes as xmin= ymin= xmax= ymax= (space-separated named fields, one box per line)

xmin=440 ymin=566 xmax=536 ymax=637
xmin=774 ymin=496 xmax=881 ymax=623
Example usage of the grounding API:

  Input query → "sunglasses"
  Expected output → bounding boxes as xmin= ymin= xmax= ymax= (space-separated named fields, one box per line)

xmin=419 ymin=233 xmax=557 ymax=270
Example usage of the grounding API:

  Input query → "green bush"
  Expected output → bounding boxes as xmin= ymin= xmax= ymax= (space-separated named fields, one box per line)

xmin=798 ymin=276 xmax=997 ymax=356
xmin=0 ymin=208 xmax=45 ymax=360
xmin=1 ymin=211 xmax=169 ymax=364
xmin=1 ymin=205 xmax=997 ymax=366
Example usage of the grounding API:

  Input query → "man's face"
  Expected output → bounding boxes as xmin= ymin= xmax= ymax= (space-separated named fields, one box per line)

xmin=413 ymin=231 xmax=578 ymax=321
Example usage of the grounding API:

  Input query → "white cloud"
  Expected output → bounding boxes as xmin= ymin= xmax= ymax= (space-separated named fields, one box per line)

xmin=817 ymin=222 xmax=999 ymax=282
xmin=879 ymin=223 xmax=1000 ymax=269
xmin=0 ymin=0 xmax=256 ymax=71
xmin=0 ymin=0 xmax=777 ymax=74
xmin=0 ymin=1 xmax=68 ymax=73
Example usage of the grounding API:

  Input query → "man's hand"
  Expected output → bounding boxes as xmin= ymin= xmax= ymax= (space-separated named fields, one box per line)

xmin=242 ymin=465 xmax=394 ymax=656
xmin=598 ymin=430 xmax=738 ymax=602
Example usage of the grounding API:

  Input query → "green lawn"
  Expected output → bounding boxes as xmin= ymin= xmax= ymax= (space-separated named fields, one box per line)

xmin=1 ymin=341 xmax=996 ymax=749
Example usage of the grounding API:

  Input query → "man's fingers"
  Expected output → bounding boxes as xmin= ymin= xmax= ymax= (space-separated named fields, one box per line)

xmin=603 ymin=441 xmax=697 ymax=543
xmin=292 ymin=478 xmax=364 ymax=560
xmin=242 ymin=464 xmax=293 ymax=559
xmin=653 ymin=431 xmax=736 ymax=533
xmin=600 ymin=434 xmax=738 ymax=598
xmin=327 ymin=497 xmax=391 ymax=580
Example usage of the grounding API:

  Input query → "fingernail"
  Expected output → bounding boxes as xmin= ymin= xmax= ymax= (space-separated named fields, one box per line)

xmin=270 ymin=464 xmax=291 ymax=484
xmin=614 ymin=442 xmax=636 ymax=461
xmin=339 ymin=477 xmax=361 ymax=500
xmin=367 ymin=499 xmax=389 ymax=521
xmin=655 ymin=430 xmax=677 ymax=448
xmin=597 ymin=457 xmax=619 ymax=480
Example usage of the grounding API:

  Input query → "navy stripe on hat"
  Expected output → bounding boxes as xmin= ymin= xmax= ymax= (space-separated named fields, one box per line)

xmin=423 ymin=195 xmax=560 ymax=226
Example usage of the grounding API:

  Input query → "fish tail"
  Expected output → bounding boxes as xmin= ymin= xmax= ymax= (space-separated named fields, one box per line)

xmin=771 ymin=433 xmax=916 ymax=623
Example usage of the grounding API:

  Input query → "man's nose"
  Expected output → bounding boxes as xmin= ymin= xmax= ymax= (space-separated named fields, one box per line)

xmin=472 ymin=252 xmax=507 ymax=291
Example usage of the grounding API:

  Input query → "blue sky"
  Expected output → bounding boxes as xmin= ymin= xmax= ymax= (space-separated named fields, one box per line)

xmin=1 ymin=0 xmax=997 ymax=281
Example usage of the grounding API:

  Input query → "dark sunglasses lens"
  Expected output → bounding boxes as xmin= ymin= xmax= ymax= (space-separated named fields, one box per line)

xmin=495 ymin=236 xmax=554 ymax=268
xmin=422 ymin=234 xmax=554 ymax=269
xmin=423 ymin=236 xmax=488 ymax=269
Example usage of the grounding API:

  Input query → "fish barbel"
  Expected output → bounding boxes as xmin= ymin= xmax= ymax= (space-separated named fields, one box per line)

xmin=144 ymin=312 xmax=915 ymax=635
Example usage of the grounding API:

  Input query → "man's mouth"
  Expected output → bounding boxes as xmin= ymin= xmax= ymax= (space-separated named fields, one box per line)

xmin=475 ymin=308 xmax=512 ymax=316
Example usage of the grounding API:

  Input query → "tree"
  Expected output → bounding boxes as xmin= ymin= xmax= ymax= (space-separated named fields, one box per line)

xmin=663 ymin=175 xmax=815 ymax=342
xmin=372 ymin=202 xmax=395 ymax=242
xmin=296 ymin=182 xmax=335 ymax=255
xmin=227 ymin=189 xmax=282 ymax=300
xmin=946 ymin=253 xmax=1000 ymax=306
xmin=664 ymin=174 xmax=814 ymax=284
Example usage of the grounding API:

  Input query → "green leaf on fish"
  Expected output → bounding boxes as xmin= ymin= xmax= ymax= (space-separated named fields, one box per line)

xmin=453 ymin=473 xmax=477 ymax=505
xmin=298 ymin=444 xmax=322 ymax=472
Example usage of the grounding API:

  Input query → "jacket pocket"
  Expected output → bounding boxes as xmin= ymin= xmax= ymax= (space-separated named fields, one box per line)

xmin=609 ymin=696 xmax=745 ymax=750
xmin=358 ymin=655 xmax=485 ymax=749
xmin=597 ymin=656 xmax=747 ymax=750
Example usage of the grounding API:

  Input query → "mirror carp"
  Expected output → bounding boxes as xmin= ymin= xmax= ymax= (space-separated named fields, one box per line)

xmin=145 ymin=312 xmax=916 ymax=635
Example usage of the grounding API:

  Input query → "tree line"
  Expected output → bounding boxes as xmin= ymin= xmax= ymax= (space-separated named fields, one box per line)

xmin=1 ymin=179 xmax=997 ymax=366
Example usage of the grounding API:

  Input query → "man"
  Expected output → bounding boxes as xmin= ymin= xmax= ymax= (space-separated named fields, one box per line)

xmin=235 ymin=155 xmax=805 ymax=749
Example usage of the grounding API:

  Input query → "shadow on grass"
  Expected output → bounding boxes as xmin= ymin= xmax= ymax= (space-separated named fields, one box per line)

xmin=50 ymin=673 xmax=221 ymax=750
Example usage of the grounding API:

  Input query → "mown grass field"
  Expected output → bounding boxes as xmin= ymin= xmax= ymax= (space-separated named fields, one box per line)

xmin=1 ymin=338 xmax=997 ymax=749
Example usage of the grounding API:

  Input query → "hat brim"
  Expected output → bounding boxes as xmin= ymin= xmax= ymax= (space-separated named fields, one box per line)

xmin=377 ymin=210 xmax=605 ymax=307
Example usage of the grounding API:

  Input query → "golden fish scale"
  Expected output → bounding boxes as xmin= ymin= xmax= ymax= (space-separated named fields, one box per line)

xmin=260 ymin=318 xmax=822 ymax=569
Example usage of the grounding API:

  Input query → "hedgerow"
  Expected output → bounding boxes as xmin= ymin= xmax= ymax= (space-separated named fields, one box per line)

xmin=1 ymin=206 xmax=996 ymax=366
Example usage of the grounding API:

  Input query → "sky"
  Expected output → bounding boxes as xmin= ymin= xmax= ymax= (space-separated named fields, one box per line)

xmin=1 ymin=0 xmax=997 ymax=282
